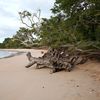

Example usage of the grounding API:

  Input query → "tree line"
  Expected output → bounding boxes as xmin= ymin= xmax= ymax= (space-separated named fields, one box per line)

xmin=0 ymin=0 xmax=100 ymax=50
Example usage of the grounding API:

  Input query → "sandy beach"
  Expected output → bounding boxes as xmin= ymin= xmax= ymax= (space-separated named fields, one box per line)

xmin=0 ymin=49 xmax=100 ymax=100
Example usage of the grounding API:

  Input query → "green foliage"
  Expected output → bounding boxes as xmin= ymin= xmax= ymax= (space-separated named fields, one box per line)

xmin=40 ymin=0 xmax=100 ymax=50
xmin=0 ymin=38 xmax=25 ymax=48
xmin=40 ymin=17 xmax=72 ymax=47
xmin=6 ymin=0 xmax=99 ymax=50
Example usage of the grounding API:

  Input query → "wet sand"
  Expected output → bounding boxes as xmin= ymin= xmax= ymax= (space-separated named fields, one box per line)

xmin=0 ymin=49 xmax=100 ymax=100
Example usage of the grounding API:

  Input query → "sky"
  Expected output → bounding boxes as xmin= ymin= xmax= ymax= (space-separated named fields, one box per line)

xmin=0 ymin=0 xmax=55 ymax=43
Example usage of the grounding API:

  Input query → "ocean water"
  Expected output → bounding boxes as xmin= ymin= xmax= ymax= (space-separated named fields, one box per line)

xmin=0 ymin=51 xmax=16 ymax=58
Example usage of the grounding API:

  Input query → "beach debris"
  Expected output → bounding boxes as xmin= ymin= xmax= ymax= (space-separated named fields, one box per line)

xmin=42 ymin=86 xmax=44 ymax=88
xmin=25 ymin=47 xmax=89 ymax=73
xmin=76 ymin=85 xmax=79 ymax=87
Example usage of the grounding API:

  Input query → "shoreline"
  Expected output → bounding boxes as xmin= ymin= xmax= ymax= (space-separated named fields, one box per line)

xmin=0 ymin=48 xmax=47 ymax=59
xmin=0 ymin=49 xmax=100 ymax=100
xmin=0 ymin=49 xmax=25 ymax=59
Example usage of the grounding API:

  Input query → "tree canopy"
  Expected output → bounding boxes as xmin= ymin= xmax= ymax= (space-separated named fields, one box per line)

xmin=39 ymin=0 xmax=100 ymax=49
xmin=1 ymin=0 xmax=100 ymax=50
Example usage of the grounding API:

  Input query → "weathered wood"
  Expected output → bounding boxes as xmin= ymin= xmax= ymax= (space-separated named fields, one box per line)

xmin=26 ymin=52 xmax=53 ymax=69
xmin=25 ymin=61 xmax=36 ymax=68
xmin=25 ymin=47 xmax=92 ymax=73
xmin=26 ymin=52 xmax=77 ymax=73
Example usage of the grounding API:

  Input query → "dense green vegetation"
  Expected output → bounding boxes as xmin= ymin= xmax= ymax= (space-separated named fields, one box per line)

xmin=0 ymin=0 xmax=100 ymax=50
xmin=0 ymin=38 xmax=25 ymax=48
xmin=40 ymin=0 xmax=100 ymax=49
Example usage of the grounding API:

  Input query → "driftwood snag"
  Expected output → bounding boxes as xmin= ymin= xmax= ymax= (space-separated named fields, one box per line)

xmin=25 ymin=52 xmax=52 ymax=69
xmin=25 ymin=52 xmax=74 ymax=73
xmin=25 ymin=47 xmax=88 ymax=73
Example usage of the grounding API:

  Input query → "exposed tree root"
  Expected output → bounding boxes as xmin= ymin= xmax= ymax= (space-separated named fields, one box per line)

xmin=25 ymin=47 xmax=100 ymax=73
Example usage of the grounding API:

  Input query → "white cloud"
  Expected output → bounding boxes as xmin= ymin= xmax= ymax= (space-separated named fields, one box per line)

xmin=0 ymin=0 xmax=55 ymax=43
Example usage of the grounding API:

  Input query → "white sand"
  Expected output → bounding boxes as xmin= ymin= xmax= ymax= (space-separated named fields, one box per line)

xmin=0 ymin=49 xmax=100 ymax=100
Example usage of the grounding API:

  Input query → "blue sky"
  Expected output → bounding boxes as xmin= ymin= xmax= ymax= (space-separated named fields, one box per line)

xmin=0 ymin=0 xmax=55 ymax=43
